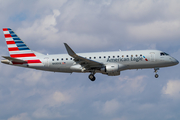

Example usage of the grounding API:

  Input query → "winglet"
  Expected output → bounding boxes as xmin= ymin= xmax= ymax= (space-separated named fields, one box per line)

xmin=64 ymin=43 xmax=77 ymax=57
xmin=64 ymin=43 xmax=103 ymax=66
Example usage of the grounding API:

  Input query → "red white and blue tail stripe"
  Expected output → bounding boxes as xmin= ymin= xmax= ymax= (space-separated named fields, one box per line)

xmin=3 ymin=28 xmax=42 ymax=64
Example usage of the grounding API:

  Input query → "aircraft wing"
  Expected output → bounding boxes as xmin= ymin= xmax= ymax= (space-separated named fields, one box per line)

xmin=2 ymin=56 xmax=27 ymax=63
xmin=64 ymin=43 xmax=104 ymax=69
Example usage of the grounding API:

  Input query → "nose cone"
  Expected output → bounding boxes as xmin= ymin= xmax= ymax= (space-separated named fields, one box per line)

xmin=172 ymin=58 xmax=179 ymax=65
xmin=175 ymin=59 xmax=179 ymax=65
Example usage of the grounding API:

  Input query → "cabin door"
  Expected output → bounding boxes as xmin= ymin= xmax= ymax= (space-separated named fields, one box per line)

xmin=150 ymin=52 xmax=155 ymax=61
xmin=44 ymin=57 xmax=49 ymax=67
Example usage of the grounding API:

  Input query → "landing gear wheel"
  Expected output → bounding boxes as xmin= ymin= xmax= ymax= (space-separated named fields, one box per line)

xmin=154 ymin=68 xmax=159 ymax=78
xmin=155 ymin=74 xmax=159 ymax=78
xmin=89 ymin=74 xmax=96 ymax=81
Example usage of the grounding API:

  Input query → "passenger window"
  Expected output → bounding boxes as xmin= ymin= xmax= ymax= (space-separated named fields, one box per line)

xmin=140 ymin=54 xmax=142 ymax=56
xmin=122 ymin=55 xmax=124 ymax=57
xmin=126 ymin=55 xmax=128 ymax=57
xmin=108 ymin=56 xmax=110 ymax=58
xmin=99 ymin=56 xmax=101 ymax=59
xmin=66 ymin=58 xmax=68 ymax=60
xmin=52 ymin=59 xmax=54 ymax=61
xmin=89 ymin=57 xmax=91 ymax=59
xmin=117 ymin=55 xmax=119 ymax=58
xmin=61 ymin=58 xmax=63 ymax=60
xmin=131 ymin=55 xmax=133 ymax=57
xmin=113 ymin=56 xmax=115 ymax=58
xmin=104 ymin=56 xmax=106 ymax=58
xmin=94 ymin=57 xmax=96 ymax=59
xmin=70 ymin=58 xmax=72 ymax=60
xmin=57 ymin=58 xmax=59 ymax=61
xmin=136 ymin=55 xmax=138 ymax=57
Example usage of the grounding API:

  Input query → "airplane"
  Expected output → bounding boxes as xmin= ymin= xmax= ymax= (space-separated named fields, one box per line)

xmin=1 ymin=28 xmax=179 ymax=81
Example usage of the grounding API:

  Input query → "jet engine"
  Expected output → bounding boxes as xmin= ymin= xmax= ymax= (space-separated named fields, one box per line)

xmin=101 ymin=63 xmax=122 ymax=76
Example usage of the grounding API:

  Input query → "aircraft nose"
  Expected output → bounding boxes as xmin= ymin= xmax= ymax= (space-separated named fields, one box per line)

xmin=175 ymin=59 xmax=179 ymax=65
xmin=172 ymin=58 xmax=179 ymax=65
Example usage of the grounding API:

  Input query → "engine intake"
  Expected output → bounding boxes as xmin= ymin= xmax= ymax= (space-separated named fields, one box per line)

xmin=101 ymin=64 xmax=123 ymax=76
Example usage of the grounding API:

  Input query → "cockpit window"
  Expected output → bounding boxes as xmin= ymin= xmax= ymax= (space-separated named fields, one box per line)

xmin=164 ymin=52 xmax=169 ymax=55
xmin=160 ymin=52 xmax=165 ymax=56
xmin=160 ymin=52 xmax=169 ymax=56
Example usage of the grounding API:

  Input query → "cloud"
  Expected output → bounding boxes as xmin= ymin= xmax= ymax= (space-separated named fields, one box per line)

xmin=112 ymin=117 xmax=128 ymax=120
xmin=8 ymin=113 xmax=31 ymax=120
xmin=102 ymin=99 xmax=120 ymax=115
xmin=162 ymin=80 xmax=180 ymax=99
xmin=109 ymin=0 xmax=180 ymax=21
xmin=109 ymin=0 xmax=154 ymax=20
xmin=92 ymin=99 xmax=121 ymax=116
xmin=127 ymin=21 xmax=180 ymax=40
xmin=53 ymin=91 xmax=67 ymax=102
xmin=98 ymin=75 xmax=146 ymax=95
xmin=13 ymin=70 xmax=43 ymax=86
xmin=16 ymin=9 xmax=60 ymax=46
xmin=32 ymin=107 xmax=63 ymax=119
xmin=117 ymin=75 xmax=146 ymax=93
xmin=16 ymin=8 xmax=110 ymax=51
xmin=51 ymin=91 xmax=72 ymax=106
xmin=31 ymin=90 xmax=71 ymax=119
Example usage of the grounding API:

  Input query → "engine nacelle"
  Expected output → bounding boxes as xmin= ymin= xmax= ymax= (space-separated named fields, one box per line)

xmin=106 ymin=71 xmax=120 ymax=76
xmin=101 ymin=64 xmax=121 ymax=76
xmin=106 ymin=64 xmax=119 ymax=72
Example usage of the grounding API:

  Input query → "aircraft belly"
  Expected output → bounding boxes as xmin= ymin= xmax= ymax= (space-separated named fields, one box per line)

xmin=41 ymin=61 xmax=73 ymax=72
xmin=127 ymin=61 xmax=173 ymax=69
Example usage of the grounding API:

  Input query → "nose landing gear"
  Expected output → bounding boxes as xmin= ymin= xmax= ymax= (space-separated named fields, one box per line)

xmin=155 ymin=74 xmax=159 ymax=78
xmin=154 ymin=68 xmax=159 ymax=78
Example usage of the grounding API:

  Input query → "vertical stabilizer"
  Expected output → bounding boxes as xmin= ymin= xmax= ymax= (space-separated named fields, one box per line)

xmin=2 ymin=28 xmax=42 ymax=64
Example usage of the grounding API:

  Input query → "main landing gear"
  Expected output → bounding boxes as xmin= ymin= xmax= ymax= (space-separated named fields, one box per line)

xmin=154 ymin=68 xmax=159 ymax=78
xmin=89 ymin=72 xmax=96 ymax=81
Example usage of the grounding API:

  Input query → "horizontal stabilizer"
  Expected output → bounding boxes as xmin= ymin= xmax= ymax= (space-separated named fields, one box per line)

xmin=2 ymin=56 xmax=26 ymax=63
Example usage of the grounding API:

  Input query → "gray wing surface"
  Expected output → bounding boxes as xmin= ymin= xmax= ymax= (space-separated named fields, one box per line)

xmin=64 ymin=43 xmax=104 ymax=69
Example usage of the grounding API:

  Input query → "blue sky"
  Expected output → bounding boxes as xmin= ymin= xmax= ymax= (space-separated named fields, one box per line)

xmin=0 ymin=0 xmax=180 ymax=120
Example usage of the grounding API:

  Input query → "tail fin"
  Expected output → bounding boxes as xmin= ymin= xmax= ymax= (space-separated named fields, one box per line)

xmin=3 ymin=28 xmax=36 ymax=58
xmin=2 ymin=28 xmax=42 ymax=64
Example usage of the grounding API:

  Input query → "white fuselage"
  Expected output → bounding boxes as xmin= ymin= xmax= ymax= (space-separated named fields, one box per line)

xmin=23 ymin=50 xmax=178 ymax=74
